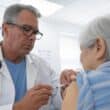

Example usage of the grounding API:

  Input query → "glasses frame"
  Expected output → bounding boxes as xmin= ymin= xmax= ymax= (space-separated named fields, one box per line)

xmin=6 ymin=22 xmax=43 ymax=40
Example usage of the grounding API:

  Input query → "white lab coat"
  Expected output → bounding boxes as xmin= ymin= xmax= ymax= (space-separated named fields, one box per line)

xmin=0 ymin=47 xmax=62 ymax=110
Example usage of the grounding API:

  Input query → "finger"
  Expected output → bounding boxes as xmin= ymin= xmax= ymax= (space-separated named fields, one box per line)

xmin=62 ymin=70 xmax=73 ymax=84
xmin=61 ymin=76 xmax=69 ymax=85
xmin=34 ymin=98 xmax=50 ymax=108
xmin=31 ymin=88 xmax=53 ymax=97
xmin=70 ymin=74 xmax=77 ymax=81
xmin=66 ymin=73 xmax=72 ymax=83
xmin=33 ymin=95 xmax=50 ymax=109
xmin=60 ymin=69 xmax=77 ymax=85
xmin=33 ymin=84 xmax=53 ymax=91
xmin=67 ymin=70 xmax=77 ymax=82
xmin=69 ymin=69 xmax=77 ymax=75
xmin=60 ymin=70 xmax=70 ymax=83
xmin=34 ymin=94 xmax=50 ymax=102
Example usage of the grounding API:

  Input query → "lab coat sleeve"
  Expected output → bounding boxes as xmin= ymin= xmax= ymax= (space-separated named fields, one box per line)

xmin=31 ymin=55 xmax=62 ymax=110
xmin=0 ymin=104 xmax=13 ymax=110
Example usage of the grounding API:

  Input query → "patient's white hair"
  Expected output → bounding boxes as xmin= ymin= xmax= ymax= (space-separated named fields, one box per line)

xmin=79 ymin=15 xmax=110 ymax=61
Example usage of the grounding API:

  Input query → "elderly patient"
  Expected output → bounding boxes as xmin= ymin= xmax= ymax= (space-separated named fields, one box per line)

xmin=62 ymin=15 xmax=110 ymax=110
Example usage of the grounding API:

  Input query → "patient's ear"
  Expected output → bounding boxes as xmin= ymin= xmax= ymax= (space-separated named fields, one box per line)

xmin=95 ymin=37 xmax=106 ymax=60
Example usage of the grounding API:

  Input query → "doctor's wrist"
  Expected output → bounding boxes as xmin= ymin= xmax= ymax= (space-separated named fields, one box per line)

xmin=13 ymin=102 xmax=24 ymax=110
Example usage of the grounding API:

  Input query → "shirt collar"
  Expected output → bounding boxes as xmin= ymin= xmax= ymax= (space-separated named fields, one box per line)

xmin=97 ymin=61 xmax=110 ymax=70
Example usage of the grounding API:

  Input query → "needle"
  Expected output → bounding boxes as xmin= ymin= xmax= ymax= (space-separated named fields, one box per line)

xmin=55 ymin=84 xmax=67 ymax=88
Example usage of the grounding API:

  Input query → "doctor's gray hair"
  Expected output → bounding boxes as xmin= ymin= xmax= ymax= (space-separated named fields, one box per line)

xmin=3 ymin=4 xmax=41 ymax=24
xmin=79 ymin=15 xmax=110 ymax=60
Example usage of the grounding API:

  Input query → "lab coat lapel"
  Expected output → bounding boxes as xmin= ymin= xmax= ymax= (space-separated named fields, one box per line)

xmin=0 ymin=46 xmax=15 ymax=97
xmin=0 ymin=47 xmax=13 ymax=81
xmin=26 ymin=55 xmax=38 ymax=90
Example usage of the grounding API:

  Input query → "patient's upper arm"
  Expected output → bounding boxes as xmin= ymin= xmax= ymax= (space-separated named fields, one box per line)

xmin=61 ymin=81 xmax=78 ymax=110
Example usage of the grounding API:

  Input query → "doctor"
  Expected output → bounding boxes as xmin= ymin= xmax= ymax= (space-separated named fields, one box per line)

xmin=0 ymin=4 xmax=75 ymax=110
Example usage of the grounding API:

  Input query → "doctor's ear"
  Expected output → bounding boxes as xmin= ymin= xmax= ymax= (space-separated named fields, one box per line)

xmin=95 ymin=37 xmax=106 ymax=60
xmin=2 ymin=23 xmax=10 ymax=37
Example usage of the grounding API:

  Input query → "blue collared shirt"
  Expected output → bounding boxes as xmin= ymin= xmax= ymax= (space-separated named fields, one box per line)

xmin=77 ymin=61 xmax=110 ymax=110
xmin=5 ymin=59 xmax=27 ymax=102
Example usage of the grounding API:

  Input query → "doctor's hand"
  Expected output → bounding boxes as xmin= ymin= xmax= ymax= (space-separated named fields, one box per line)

xmin=60 ymin=69 xmax=77 ymax=98
xmin=60 ymin=69 xmax=77 ymax=86
xmin=13 ymin=84 xmax=53 ymax=110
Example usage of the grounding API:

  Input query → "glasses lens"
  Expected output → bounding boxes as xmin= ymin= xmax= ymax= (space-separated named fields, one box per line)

xmin=21 ymin=25 xmax=41 ymax=37
xmin=21 ymin=25 xmax=32 ymax=33
xmin=36 ymin=31 xmax=43 ymax=40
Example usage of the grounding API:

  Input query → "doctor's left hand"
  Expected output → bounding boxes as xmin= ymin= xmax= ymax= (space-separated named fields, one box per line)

xmin=60 ymin=69 xmax=77 ymax=98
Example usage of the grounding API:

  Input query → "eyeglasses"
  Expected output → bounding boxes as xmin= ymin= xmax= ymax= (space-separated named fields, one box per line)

xmin=6 ymin=22 xmax=43 ymax=40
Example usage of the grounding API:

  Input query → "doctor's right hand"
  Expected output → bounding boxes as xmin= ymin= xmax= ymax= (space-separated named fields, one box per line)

xmin=13 ymin=84 xmax=53 ymax=110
